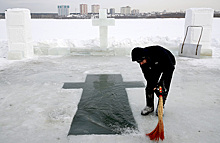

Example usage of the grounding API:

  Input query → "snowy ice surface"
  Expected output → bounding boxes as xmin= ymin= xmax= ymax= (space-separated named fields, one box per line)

xmin=0 ymin=19 xmax=220 ymax=143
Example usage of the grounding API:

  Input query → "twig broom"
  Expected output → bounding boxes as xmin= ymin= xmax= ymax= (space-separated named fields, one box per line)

xmin=146 ymin=86 xmax=164 ymax=141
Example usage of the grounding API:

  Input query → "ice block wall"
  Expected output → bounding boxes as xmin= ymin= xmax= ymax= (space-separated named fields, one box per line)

xmin=184 ymin=8 xmax=214 ymax=55
xmin=6 ymin=8 xmax=33 ymax=60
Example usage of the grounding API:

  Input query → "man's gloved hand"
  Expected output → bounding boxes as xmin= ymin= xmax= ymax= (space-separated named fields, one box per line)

xmin=154 ymin=85 xmax=163 ymax=98
xmin=154 ymin=85 xmax=168 ymax=99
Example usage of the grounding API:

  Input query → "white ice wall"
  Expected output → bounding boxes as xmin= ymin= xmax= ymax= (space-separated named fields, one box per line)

xmin=184 ymin=8 xmax=214 ymax=55
xmin=6 ymin=8 xmax=33 ymax=60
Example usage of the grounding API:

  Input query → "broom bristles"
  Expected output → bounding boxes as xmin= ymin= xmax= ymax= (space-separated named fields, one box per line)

xmin=146 ymin=120 xmax=164 ymax=141
xmin=146 ymin=122 xmax=160 ymax=141
xmin=146 ymin=94 xmax=164 ymax=141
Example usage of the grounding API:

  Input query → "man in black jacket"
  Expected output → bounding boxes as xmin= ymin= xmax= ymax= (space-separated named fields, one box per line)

xmin=131 ymin=45 xmax=176 ymax=116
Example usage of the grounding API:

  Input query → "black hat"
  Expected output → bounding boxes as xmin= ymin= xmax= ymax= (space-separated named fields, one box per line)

xmin=131 ymin=47 xmax=146 ymax=62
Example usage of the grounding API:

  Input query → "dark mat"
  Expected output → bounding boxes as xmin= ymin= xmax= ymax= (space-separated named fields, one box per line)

xmin=62 ymin=74 xmax=145 ymax=135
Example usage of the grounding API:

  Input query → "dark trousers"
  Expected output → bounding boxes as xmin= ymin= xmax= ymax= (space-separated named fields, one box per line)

xmin=145 ymin=68 xmax=174 ymax=107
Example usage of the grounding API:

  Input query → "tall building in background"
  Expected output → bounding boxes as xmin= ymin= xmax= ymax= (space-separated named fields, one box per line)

xmin=110 ymin=8 xmax=115 ymax=15
xmin=91 ymin=5 xmax=100 ymax=13
xmin=80 ymin=4 xmax=88 ymax=15
xmin=58 ymin=5 xmax=70 ymax=17
xmin=120 ymin=6 xmax=131 ymax=15
xmin=131 ymin=9 xmax=139 ymax=15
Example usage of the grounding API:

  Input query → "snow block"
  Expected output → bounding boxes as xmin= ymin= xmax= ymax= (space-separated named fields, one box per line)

xmin=6 ymin=9 xmax=31 ymax=26
xmin=7 ymin=50 xmax=24 ymax=60
xmin=184 ymin=8 xmax=214 ymax=55
xmin=90 ymin=49 xmax=114 ymax=56
xmin=6 ymin=8 xmax=33 ymax=59
xmin=185 ymin=8 xmax=214 ymax=27
xmin=48 ymin=48 xmax=70 ymax=55
xmin=201 ymin=48 xmax=212 ymax=56
xmin=184 ymin=27 xmax=212 ymax=43
xmin=7 ymin=28 xmax=31 ymax=43
xmin=114 ymin=47 xmax=133 ymax=56
xmin=8 ymin=42 xmax=33 ymax=58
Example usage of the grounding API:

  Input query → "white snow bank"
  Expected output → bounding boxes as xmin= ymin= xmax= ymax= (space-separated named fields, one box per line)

xmin=1 ymin=19 xmax=220 ymax=57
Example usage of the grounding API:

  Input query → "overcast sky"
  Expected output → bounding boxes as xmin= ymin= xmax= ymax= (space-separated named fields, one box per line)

xmin=0 ymin=0 xmax=219 ymax=13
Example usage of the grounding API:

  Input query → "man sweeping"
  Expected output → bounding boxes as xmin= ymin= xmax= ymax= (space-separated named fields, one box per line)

xmin=131 ymin=45 xmax=176 ymax=116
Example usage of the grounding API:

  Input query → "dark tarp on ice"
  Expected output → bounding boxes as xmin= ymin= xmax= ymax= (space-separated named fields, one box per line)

xmin=63 ymin=74 xmax=145 ymax=135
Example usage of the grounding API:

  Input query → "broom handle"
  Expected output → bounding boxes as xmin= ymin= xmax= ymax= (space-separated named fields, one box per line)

xmin=158 ymin=86 xmax=163 ymax=120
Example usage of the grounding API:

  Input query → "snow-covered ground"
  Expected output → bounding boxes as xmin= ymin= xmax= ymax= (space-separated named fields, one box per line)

xmin=0 ymin=19 xmax=220 ymax=143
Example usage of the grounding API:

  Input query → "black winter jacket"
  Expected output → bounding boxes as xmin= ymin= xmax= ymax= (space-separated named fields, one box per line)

xmin=139 ymin=46 xmax=175 ymax=88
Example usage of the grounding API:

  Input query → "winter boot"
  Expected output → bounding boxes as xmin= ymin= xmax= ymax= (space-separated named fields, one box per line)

xmin=141 ymin=92 xmax=154 ymax=115
xmin=141 ymin=106 xmax=154 ymax=115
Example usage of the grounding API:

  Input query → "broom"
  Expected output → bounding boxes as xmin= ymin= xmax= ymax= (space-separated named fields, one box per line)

xmin=146 ymin=86 xmax=164 ymax=141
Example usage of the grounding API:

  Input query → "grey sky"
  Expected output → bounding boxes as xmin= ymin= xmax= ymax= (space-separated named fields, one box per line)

xmin=0 ymin=0 xmax=219 ymax=13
